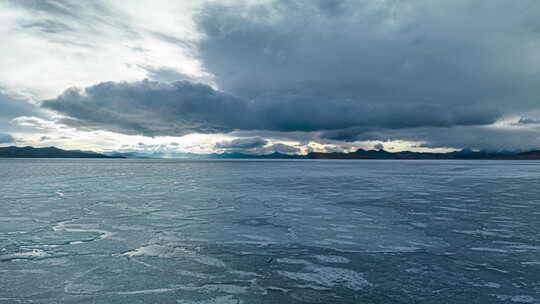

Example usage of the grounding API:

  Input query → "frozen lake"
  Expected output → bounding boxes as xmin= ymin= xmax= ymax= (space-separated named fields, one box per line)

xmin=1 ymin=159 xmax=539 ymax=303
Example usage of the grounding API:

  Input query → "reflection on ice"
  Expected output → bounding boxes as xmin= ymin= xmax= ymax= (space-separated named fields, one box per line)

xmin=120 ymin=244 xmax=187 ymax=258
xmin=0 ymin=249 xmax=48 ymax=261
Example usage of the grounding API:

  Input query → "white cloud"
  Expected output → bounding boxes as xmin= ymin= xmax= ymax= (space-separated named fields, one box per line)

xmin=0 ymin=0 xmax=203 ymax=98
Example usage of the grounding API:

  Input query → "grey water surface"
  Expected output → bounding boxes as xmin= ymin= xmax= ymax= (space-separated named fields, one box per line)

xmin=1 ymin=159 xmax=539 ymax=303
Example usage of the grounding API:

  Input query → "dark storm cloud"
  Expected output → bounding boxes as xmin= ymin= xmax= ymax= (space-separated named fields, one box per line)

xmin=193 ymin=0 xmax=540 ymax=135
xmin=216 ymin=137 xmax=268 ymax=149
xmin=195 ymin=0 xmax=540 ymax=104
xmin=40 ymin=0 xmax=540 ymax=150
xmin=315 ymin=0 xmax=347 ymax=17
xmin=42 ymin=79 xmax=499 ymax=137
xmin=42 ymin=80 xmax=251 ymax=136
xmin=0 ymin=133 xmax=15 ymax=144
xmin=319 ymin=127 xmax=377 ymax=142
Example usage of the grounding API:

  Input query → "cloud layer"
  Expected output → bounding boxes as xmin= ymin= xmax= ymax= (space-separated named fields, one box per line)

xmin=4 ymin=0 xmax=540 ymax=151
xmin=43 ymin=78 xmax=500 ymax=138
xmin=42 ymin=80 xmax=248 ymax=136
xmin=196 ymin=0 xmax=540 ymax=110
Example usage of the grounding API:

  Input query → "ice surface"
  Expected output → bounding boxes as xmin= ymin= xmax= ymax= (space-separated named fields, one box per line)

xmin=312 ymin=255 xmax=350 ymax=264
xmin=1 ymin=159 xmax=540 ymax=303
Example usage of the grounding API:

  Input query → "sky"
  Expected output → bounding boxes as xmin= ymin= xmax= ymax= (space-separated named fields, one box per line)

xmin=1 ymin=0 xmax=540 ymax=155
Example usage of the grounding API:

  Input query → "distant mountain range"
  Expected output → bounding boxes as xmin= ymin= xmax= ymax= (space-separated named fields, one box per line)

xmin=108 ymin=148 xmax=540 ymax=160
xmin=2 ymin=146 xmax=540 ymax=160
xmin=0 ymin=146 xmax=124 ymax=158
xmin=306 ymin=149 xmax=540 ymax=160
xmin=103 ymin=151 xmax=304 ymax=159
